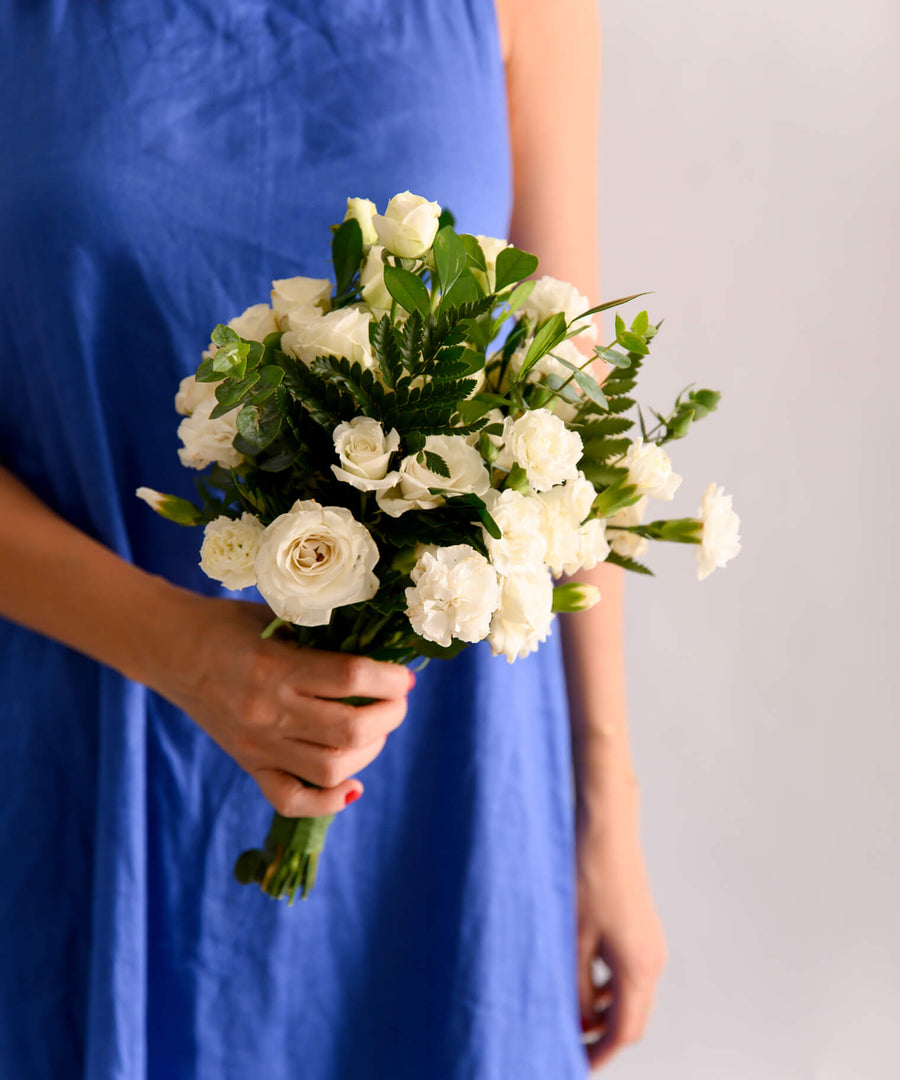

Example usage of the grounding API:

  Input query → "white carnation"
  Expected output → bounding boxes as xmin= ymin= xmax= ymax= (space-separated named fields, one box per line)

xmin=254 ymin=500 xmax=379 ymax=626
xmin=376 ymin=435 xmax=490 ymax=517
xmin=373 ymin=191 xmax=441 ymax=258
xmin=199 ymin=513 xmax=265 ymax=590
xmin=344 ymin=197 xmax=379 ymax=247
xmin=606 ymin=496 xmax=650 ymax=561
xmin=281 ymin=306 xmax=375 ymax=369
xmin=521 ymin=276 xmax=597 ymax=343
xmin=270 ymin=276 xmax=332 ymax=324
xmin=404 ymin=545 xmax=500 ymax=647
xmin=498 ymin=409 xmax=583 ymax=492
xmin=622 ymin=437 xmax=682 ymax=501
xmin=228 ymin=303 xmax=279 ymax=343
xmin=331 ymin=417 xmax=401 ymax=492
xmin=488 ymin=565 xmax=555 ymax=663
xmin=696 ymin=482 xmax=742 ymax=581
xmin=536 ymin=475 xmax=610 ymax=577
xmin=175 ymin=379 xmax=242 ymax=471
xmin=483 ymin=489 xmax=548 ymax=575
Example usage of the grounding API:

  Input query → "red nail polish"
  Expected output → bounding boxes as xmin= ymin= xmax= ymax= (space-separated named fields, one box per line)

xmin=344 ymin=788 xmax=361 ymax=806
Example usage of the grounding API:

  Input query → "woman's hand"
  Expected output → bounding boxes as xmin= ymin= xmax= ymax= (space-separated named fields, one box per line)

xmin=576 ymin=783 xmax=668 ymax=1071
xmin=147 ymin=593 xmax=413 ymax=817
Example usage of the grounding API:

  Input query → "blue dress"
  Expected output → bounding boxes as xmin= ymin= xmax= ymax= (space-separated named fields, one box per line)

xmin=0 ymin=3 xmax=586 ymax=1077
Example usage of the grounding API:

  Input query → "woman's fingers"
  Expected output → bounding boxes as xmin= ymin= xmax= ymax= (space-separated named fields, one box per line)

xmin=585 ymin=976 xmax=655 ymax=1070
xmin=253 ymin=767 xmax=364 ymax=817
xmin=273 ymin=732 xmax=389 ymax=791
xmin=279 ymin=649 xmax=414 ymax=703
xmin=278 ymin=694 xmax=409 ymax=750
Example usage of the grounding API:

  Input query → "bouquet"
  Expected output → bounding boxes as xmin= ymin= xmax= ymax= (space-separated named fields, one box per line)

xmin=138 ymin=191 xmax=741 ymax=904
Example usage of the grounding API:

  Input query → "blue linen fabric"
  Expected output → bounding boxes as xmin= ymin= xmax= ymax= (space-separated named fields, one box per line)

xmin=0 ymin=3 xmax=586 ymax=1077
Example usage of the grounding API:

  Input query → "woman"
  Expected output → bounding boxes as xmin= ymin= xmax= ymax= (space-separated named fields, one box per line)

xmin=0 ymin=0 xmax=666 ymax=1075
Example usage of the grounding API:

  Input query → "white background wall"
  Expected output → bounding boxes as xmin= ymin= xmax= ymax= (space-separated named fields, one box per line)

xmin=598 ymin=1 xmax=900 ymax=1077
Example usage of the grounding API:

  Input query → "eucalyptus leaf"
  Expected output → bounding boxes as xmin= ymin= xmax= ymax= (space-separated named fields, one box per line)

xmin=631 ymin=310 xmax=649 ymax=336
xmin=595 ymin=346 xmax=632 ymax=368
xmin=551 ymin=356 xmax=608 ymax=408
xmin=617 ymin=329 xmax=650 ymax=356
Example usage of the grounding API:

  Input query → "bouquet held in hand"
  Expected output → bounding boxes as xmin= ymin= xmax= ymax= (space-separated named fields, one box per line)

xmin=139 ymin=190 xmax=741 ymax=904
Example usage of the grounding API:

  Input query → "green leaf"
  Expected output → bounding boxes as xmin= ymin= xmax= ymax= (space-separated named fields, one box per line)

xmin=603 ymin=551 xmax=655 ymax=576
xmin=237 ymin=404 xmax=283 ymax=449
xmin=504 ymin=278 xmax=536 ymax=314
xmin=605 ymin=396 xmax=636 ymax=415
xmin=460 ymin=234 xmax=487 ymax=272
xmin=383 ymin=264 xmax=431 ymax=318
xmin=439 ymin=270 xmax=483 ymax=311
xmin=517 ymin=312 xmax=567 ymax=382
xmin=591 ymin=479 xmax=641 ymax=518
xmin=494 ymin=246 xmax=539 ymax=291
xmin=551 ymin=356 xmax=608 ymax=408
xmin=575 ymin=415 xmax=633 ymax=437
xmin=668 ymin=408 xmax=694 ymax=439
xmin=580 ymin=436 xmax=631 ymax=462
xmin=437 ymin=208 xmax=456 ymax=231
xmin=631 ymin=310 xmax=649 ymax=336
xmin=433 ymin=226 xmax=468 ymax=295
xmin=422 ymin=450 xmax=451 ymax=478
xmin=211 ymin=324 xmax=240 ymax=348
xmin=409 ymin=633 xmax=469 ymax=660
xmin=617 ymin=329 xmax=650 ymax=356
xmin=209 ymin=370 xmax=261 ymax=417
xmin=331 ymin=217 xmax=364 ymax=296
xmin=689 ymin=389 xmax=721 ymax=418
xmin=251 ymin=364 xmax=285 ymax=403
xmin=575 ymin=292 xmax=653 ymax=322
xmin=441 ymin=492 xmax=502 ymax=539
xmin=503 ymin=463 xmax=529 ymax=494
xmin=595 ymin=346 xmax=632 ymax=369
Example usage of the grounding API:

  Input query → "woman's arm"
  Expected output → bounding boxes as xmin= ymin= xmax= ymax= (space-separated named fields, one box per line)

xmin=0 ymin=464 xmax=411 ymax=814
xmin=496 ymin=0 xmax=668 ymax=1068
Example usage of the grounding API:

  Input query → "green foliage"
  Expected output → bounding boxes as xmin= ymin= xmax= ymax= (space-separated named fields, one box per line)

xmin=493 ymin=246 xmax=538 ymax=291
xmin=331 ymin=217 xmax=363 ymax=297
xmin=383 ymin=264 xmax=430 ymax=318
xmin=604 ymin=551 xmax=654 ymax=576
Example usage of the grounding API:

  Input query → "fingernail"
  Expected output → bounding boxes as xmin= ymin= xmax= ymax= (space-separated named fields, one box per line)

xmin=344 ymin=788 xmax=361 ymax=807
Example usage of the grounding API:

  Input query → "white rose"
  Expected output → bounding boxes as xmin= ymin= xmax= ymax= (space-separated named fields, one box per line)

xmin=373 ymin=191 xmax=442 ymax=258
xmin=473 ymin=234 xmax=511 ymax=292
xmin=488 ymin=565 xmax=555 ymax=663
xmin=254 ymin=500 xmax=380 ymax=626
xmin=520 ymin=275 xmax=597 ymax=343
xmin=483 ymin=489 xmax=548 ymax=575
xmin=696 ymin=482 xmax=742 ymax=581
xmin=404 ymin=545 xmax=500 ymax=647
xmin=228 ymin=303 xmax=279 ymax=343
xmin=270 ymin=276 xmax=332 ymax=325
xmin=622 ymin=437 xmax=682 ymax=501
xmin=344 ymin=197 xmax=379 ymax=247
xmin=175 ymin=379 xmax=243 ymax=470
xmin=606 ymin=496 xmax=650 ymax=561
xmin=331 ymin=417 xmax=401 ymax=492
xmin=376 ymin=435 xmax=490 ymax=517
xmin=536 ymin=475 xmax=610 ymax=577
xmin=281 ymin=306 xmax=375 ymax=369
xmin=359 ymin=245 xmax=392 ymax=313
xmin=199 ymin=513 xmax=265 ymax=590
xmin=497 ymin=409 xmax=583 ymax=492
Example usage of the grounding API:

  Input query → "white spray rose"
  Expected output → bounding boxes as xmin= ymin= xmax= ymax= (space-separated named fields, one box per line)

xmin=622 ymin=437 xmax=682 ymax=501
xmin=344 ymin=197 xmax=379 ymax=247
xmin=281 ymin=306 xmax=375 ymax=369
xmin=254 ymin=500 xmax=379 ymax=626
xmin=482 ymin=489 xmax=548 ymax=575
xmin=497 ymin=409 xmax=583 ymax=492
xmin=175 ymin=377 xmax=242 ymax=470
xmin=376 ymin=435 xmax=490 ymax=517
xmin=404 ymin=545 xmax=501 ymax=647
xmin=199 ymin=513 xmax=265 ymax=590
xmin=520 ymin=276 xmax=597 ymax=343
xmin=606 ymin=496 xmax=650 ymax=561
xmin=472 ymin=234 xmax=511 ymax=292
xmin=270 ymin=276 xmax=332 ymax=325
xmin=359 ymin=245 xmax=392 ymax=313
xmin=228 ymin=303 xmax=279 ymax=343
xmin=373 ymin=191 xmax=441 ymax=258
xmin=331 ymin=417 xmax=401 ymax=492
xmin=696 ymin=482 xmax=742 ymax=581
xmin=488 ymin=565 xmax=555 ymax=663
xmin=536 ymin=475 xmax=610 ymax=577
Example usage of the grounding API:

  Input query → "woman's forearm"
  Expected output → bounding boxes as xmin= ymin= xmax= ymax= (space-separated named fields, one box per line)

xmin=0 ymin=464 xmax=194 ymax=688
xmin=559 ymin=561 xmax=640 ymax=823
